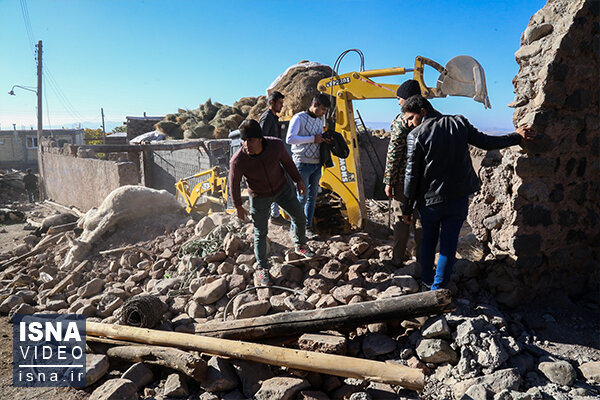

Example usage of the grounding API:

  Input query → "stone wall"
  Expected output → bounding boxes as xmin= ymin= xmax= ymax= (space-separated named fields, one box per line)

xmin=468 ymin=0 xmax=599 ymax=302
xmin=126 ymin=116 xmax=163 ymax=141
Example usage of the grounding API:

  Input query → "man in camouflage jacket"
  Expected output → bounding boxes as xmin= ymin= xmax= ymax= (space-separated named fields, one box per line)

xmin=383 ymin=80 xmax=423 ymax=266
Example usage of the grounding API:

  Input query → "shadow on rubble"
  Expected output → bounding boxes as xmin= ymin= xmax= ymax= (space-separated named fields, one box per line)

xmin=453 ymin=256 xmax=600 ymax=351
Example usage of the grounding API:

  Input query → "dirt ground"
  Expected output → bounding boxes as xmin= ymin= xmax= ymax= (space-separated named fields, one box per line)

xmin=0 ymin=315 xmax=90 ymax=400
xmin=0 ymin=199 xmax=91 ymax=399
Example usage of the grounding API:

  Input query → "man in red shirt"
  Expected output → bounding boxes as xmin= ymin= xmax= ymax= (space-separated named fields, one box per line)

xmin=229 ymin=119 xmax=316 ymax=286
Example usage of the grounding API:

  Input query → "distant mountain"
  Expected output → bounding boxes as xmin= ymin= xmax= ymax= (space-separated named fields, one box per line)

xmin=365 ymin=121 xmax=390 ymax=131
xmin=43 ymin=120 xmax=125 ymax=132
xmin=366 ymin=121 xmax=512 ymax=136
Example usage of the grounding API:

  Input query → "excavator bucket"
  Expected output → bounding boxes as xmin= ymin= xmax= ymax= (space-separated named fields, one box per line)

xmin=437 ymin=56 xmax=491 ymax=109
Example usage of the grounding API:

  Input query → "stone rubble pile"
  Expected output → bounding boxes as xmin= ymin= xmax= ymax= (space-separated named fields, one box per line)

xmin=1 ymin=205 xmax=598 ymax=400
xmin=0 ymin=169 xmax=28 ymax=204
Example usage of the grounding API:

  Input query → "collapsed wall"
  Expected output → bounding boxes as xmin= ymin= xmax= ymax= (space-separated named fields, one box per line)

xmin=468 ymin=0 xmax=599 ymax=302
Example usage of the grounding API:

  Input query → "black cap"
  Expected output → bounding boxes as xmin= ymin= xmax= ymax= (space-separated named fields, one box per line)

xmin=396 ymin=79 xmax=421 ymax=99
xmin=238 ymin=119 xmax=263 ymax=140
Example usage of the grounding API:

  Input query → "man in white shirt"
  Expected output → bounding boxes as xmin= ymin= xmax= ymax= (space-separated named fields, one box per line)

xmin=286 ymin=93 xmax=331 ymax=238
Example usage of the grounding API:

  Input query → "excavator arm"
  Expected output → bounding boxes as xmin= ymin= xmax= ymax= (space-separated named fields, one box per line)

xmin=317 ymin=55 xmax=491 ymax=228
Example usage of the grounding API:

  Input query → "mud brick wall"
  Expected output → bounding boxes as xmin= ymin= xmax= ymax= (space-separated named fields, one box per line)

xmin=126 ymin=117 xmax=163 ymax=141
xmin=468 ymin=0 xmax=599 ymax=302
xmin=41 ymin=144 xmax=140 ymax=211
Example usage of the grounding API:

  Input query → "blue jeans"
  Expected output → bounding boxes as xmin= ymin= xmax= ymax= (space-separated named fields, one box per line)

xmin=296 ymin=162 xmax=321 ymax=229
xmin=419 ymin=196 xmax=469 ymax=290
xmin=249 ymin=183 xmax=306 ymax=269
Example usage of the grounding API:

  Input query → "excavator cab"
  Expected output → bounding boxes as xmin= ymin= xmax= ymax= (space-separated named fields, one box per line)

xmin=317 ymin=54 xmax=491 ymax=229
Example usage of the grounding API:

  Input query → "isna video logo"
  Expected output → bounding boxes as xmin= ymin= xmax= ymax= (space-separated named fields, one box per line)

xmin=13 ymin=314 xmax=86 ymax=387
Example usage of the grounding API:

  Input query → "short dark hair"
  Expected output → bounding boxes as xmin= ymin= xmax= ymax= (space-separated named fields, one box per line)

xmin=268 ymin=91 xmax=284 ymax=104
xmin=402 ymin=95 xmax=434 ymax=114
xmin=238 ymin=119 xmax=263 ymax=139
xmin=312 ymin=93 xmax=331 ymax=108
xmin=26 ymin=169 xmax=33 ymax=174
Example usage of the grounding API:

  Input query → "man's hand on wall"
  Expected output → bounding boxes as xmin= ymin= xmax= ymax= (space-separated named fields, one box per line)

xmin=516 ymin=125 xmax=535 ymax=140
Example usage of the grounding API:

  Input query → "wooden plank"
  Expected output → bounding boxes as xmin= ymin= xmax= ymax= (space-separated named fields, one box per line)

xmin=195 ymin=289 xmax=453 ymax=340
xmin=285 ymin=255 xmax=327 ymax=266
xmin=98 ymin=246 xmax=153 ymax=258
xmin=44 ymin=260 xmax=88 ymax=298
xmin=78 ymin=140 xmax=205 ymax=153
xmin=107 ymin=345 xmax=207 ymax=381
xmin=87 ymin=322 xmax=424 ymax=391
xmin=46 ymin=222 xmax=77 ymax=235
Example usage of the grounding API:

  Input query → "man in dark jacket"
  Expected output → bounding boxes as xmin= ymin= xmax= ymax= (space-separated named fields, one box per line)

xmin=259 ymin=91 xmax=288 ymax=224
xmin=229 ymin=119 xmax=315 ymax=286
xmin=401 ymin=95 xmax=533 ymax=291
xmin=23 ymin=169 xmax=38 ymax=203
xmin=383 ymin=79 xmax=435 ymax=266
xmin=259 ymin=91 xmax=285 ymax=139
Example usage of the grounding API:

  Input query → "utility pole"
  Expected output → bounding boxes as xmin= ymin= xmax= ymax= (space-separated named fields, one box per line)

xmin=36 ymin=40 xmax=44 ymax=199
xmin=101 ymin=107 xmax=106 ymax=144
xmin=36 ymin=40 xmax=42 ymax=150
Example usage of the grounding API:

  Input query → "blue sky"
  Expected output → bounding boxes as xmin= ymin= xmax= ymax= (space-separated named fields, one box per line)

xmin=0 ymin=0 xmax=545 ymax=132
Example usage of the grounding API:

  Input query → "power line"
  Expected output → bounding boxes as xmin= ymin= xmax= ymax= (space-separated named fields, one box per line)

xmin=44 ymin=65 xmax=85 ymax=121
xmin=43 ymin=76 xmax=52 ymax=129
xmin=20 ymin=0 xmax=35 ymax=55
xmin=20 ymin=0 xmax=85 ymax=124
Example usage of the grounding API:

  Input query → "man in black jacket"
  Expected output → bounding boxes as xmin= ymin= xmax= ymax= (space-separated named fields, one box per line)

xmin=260 ymin=91 xmax=285 ymax=139
xmin=23 ymin=169 xmax=38 ymax=203
xmin=401 ymin=95 xmax=533 ymax=291
xmin=259 ymin=91 xmax=288 ymax=224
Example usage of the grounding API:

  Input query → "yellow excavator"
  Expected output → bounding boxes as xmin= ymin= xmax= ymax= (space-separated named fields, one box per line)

xmin=315 ymin=52 xmax=491 ymax=229
xmin=176 ymin=53 xmax=491 ymax=226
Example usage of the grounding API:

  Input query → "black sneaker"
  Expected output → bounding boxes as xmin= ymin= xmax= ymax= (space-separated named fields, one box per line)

xmin=295 ymin=244 xmax=316 ymax=258
xmin=420 ymin=282 xmax=432 ymax=292
xmin=253 ymin=269 xmax=272 ymax=287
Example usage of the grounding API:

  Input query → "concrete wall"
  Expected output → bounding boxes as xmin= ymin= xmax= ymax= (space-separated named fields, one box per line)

xmin=468 ymin=0 xmax=599 ymax=303
xmin=0 ymin=130 xmax=83 ymax=168
xmin=148 ymin=140 xmax=230 ymax=195
xmin=0 ymin=133 xmax=30 ymax=166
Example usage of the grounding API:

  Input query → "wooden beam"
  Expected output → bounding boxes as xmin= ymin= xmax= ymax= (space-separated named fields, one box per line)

xmin=107 ymin=345 xmax=207 ymax=381
xmin=47 ymin=222 xmax=77 ymax=235
xmin=78 ymin=140 xmax=206 ymax=153
xmin=196 ymin=289 xmax=453 ymax=340
xmin=86 ymin=322 xmax=424 ymax=391
xmin=98 ymin=246 xmax=153 ymax=258
xmin=44 ymin=260 xmax=88 ymax=298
